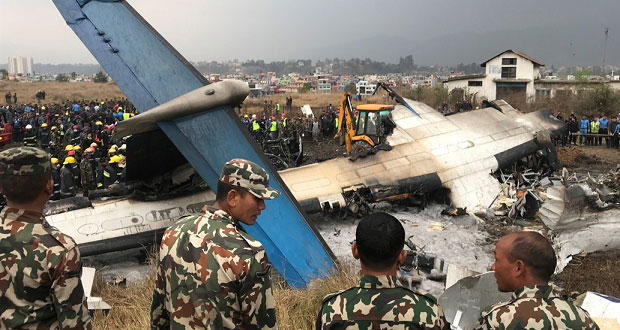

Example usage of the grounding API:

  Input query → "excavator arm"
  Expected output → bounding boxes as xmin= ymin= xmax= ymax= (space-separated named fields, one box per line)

xmin=374 ymin=82 xmax=421 ymax=118
xmin=333 ymin=93 xmax=356 ymax=154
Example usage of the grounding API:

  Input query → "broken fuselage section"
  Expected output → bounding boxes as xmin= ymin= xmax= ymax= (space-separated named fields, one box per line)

xmin=281 ymin=99 xmax=565 ymax=215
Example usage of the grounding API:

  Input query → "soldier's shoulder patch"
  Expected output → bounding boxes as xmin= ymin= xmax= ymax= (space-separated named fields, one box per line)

xmin=236 ymin=229 xmax=262 ymax=252
xmin=400 ymin=287 xmax=439 ymax=304
xmin=321 ymin=289 xmax=348 ymax=304
xmin=43 ymin=223 xmax=77 ymax=251
xmin=481 ymin=300 xmax=513 ymax=318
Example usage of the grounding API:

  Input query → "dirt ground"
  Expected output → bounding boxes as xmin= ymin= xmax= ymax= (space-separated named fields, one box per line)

xmin=1 ymin=81 xmax=125 ymax=104
xmin=556 ymin=145 xmax=620 ymax=172
xmin=553 ymin=250 xmax=620 ymax=298
xmin=301 ymin=135 xmax=348 ymax=163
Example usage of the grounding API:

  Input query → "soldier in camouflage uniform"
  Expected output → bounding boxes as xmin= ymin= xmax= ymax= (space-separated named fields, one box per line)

xmin=0 ymin=146 xmax=91 ymax=329
xmin=317 ymin=212 xmax=450 ymax=330
xmin=79 ymin=149 xmax=95 ymax=193
xmin=151 ymin=158 xmax=280 ymax=329
xmin=474 ymin=232 xmax=599 ymax=330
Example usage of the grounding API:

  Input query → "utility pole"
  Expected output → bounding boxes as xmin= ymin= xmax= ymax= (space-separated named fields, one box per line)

xmin=602 ymin=27 xmax=609 ymax=76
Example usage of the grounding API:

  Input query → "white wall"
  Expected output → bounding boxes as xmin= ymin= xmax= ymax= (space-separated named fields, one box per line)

xmin=485 ymin=52 xmax=537 ymax=99
xmin=443 ymin=80 xmax=490 ymax=102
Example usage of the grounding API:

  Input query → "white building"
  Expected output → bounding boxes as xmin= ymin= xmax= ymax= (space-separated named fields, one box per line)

xmin=8 ymin=56 xmax=34 ymax=75
xmin=356 ymin=80 xmax=376 ymax=95
xmin=443 ymin=50 xmax=544 ymax=103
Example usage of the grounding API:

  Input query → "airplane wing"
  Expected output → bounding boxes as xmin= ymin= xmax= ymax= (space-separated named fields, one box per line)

xmin=52 ymin=0 xmax=335 ymax=287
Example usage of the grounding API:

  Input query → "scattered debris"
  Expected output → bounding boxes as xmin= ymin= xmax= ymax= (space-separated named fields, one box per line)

xmin=576 ymin=292 xmax=620 ymax=329
xmin=81 ymin=267 xmax=111 ymax=313
xmin=538 ymin=166 xmax=620 ymax=271
xmin=439 ymin=272 xmax=512 ymax=330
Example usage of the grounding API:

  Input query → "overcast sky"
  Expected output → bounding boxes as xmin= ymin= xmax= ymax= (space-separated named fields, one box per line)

xmin=1 ymin=0 xmax=619 ymax=67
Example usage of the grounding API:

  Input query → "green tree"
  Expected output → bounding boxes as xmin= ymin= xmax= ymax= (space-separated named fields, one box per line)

xmin=430 ymin=86 xmax=448 ymax=108
xmin=94 ymin=71 xmax=109 ymax=83
xmin=448 ymin=88 xmax=465 ymax=105
xmin=55 ymin=74 xmax=69 ymax=82
xmin=575 ymin=69 xmax=591 ymax=83
xmin=70 ymin=71 xmax=77 ymax=80
xmin=0 ymin=69 xmax=7 ymax=80
xmin=574 ymin=84 xmax=620 ymax=116
xmin=298 ymin=82 xmax=312 ymax=94
xmin=344 ymin=82 xmax=357 ymax=94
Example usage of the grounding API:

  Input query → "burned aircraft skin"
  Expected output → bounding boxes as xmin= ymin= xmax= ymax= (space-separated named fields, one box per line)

xmin=280 ymin=99 xmax=565 ymax=214
xmin=43 ymin=97 xmax=564 ymax=257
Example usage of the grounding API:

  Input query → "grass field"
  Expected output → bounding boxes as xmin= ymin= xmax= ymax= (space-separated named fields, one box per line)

xmin=0 ymin=81 xmax=125 ymax=104
xmin=91 ymin=257 xmax=358 ymax=330
xmin=0 ymin=81 xmax=387 ymax=117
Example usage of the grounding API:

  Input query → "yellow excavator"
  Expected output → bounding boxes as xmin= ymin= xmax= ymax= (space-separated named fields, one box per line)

xmin=334 ymin=82 xmax=418 ymax=160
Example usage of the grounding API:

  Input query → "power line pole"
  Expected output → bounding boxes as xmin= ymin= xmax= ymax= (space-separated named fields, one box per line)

xmin=602 ymin=27 xmax=609 ymax=76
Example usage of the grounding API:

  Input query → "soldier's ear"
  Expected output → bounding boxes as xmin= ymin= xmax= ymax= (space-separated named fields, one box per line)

xmin=43 ymin=178 xmax=53 ymax=197
xmin=514 ymin=259 xmax=525 ymax=277
xmin=351 ymin=241 xmax=360 ymax=260
xmin=396 ymin=250 xmax=407 ymax=266
xmin=227 ymin=189 xmax=241 ymax=207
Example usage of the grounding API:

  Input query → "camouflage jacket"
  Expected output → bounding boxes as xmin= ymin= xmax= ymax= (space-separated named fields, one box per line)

xmin=474 ymin=285 xmax=600 ymax=330
xmin=150 ymin=206 xmax=277 ymax=330
xmin=0 ymin=207 xmax=91 ymax=329
xmin=316 ymin=275 xmax=450 ymax=330
xmin=79 ymin=159 xmax=93 ymax=187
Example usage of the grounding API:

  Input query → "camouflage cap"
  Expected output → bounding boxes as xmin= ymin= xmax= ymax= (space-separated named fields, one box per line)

xmin=0 ymin=147 xmax=51 ymax=177
xmin=219 ymin=159 xmax=280 ymax=200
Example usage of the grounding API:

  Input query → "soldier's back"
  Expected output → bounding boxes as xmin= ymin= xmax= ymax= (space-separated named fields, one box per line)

xmin=0 ymin=208 xmax=90 ymax=329
xmin=317 ymin=275 xmax=449 ymax=330
xmin=475 ymin=285 xmax=599 ymax=330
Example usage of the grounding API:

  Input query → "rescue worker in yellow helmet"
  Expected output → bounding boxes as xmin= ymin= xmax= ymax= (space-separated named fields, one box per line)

xmin=103 ymin=155 xmax=121 ymax=189
xmin=60 ymin=156 xmax=77 ymax=198
xmin=50 ymin=157 xmax=61 ymax=200
xmin=37 ymin=123 xmax=51 ymax=151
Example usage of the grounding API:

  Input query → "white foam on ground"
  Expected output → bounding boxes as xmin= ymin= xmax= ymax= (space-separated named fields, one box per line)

xmin=314 ymin=203 xmax=495 ymax=296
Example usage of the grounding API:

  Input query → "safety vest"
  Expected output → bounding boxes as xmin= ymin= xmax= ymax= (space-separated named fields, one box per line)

xmin=123 ymin=112 xmax=130 ymax=120
xmin=335 ymin=117 xmax=339 ymax=128
xmin=590 ymin=121 xmax=599 ymax=133
xmin=275 ymin=103 xmax=280 ymax=112
xmin=282 ymin=118 xmax=287 ymax=127
xmin=23 ymin=135 xmax=36 ymax=147
xmin=60 ymin=124 xmax=65 ymax=136
xmin=252 ymin=121 xmax=260 ymax=131
xmin=270 ymin=121 xmax=277 ymax=132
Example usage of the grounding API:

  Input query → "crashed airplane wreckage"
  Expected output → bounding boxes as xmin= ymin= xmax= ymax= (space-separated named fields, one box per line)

xmin=280 ymin=99 xmax=564 ymax=215
xmin=48 ymin=0 xmax=565 ymax=287
xmin=50 ymin=0 xmax=336 ymax=288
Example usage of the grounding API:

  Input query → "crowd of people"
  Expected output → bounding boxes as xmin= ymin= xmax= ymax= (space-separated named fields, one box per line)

xmin=0 ymin=96 xmax=135 ymax=199
xmin=240 ymin=104 xmax=341 ymax=143
xmin=557 ymin=111 xmax=620 ymax=148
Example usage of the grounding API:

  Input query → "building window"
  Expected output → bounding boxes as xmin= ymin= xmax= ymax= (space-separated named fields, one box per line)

xmin=502 ymin=58 xmax=517 ymax=65
xmin=501 ymin=67 xmax=516 ymax=78
xmin=536 ymin=89 xmax=551 ymax=98
xmin=468 ymin=81 xmax=482 ymax=87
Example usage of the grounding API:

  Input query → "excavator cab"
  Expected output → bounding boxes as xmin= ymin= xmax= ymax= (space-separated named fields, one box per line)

xmin=354 ymin=105 xmax=394 ymax=144
xmin=334 ymin=93 xmax=395 ymax=160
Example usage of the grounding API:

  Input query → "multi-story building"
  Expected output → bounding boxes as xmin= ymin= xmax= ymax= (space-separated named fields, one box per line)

xmin=8 ymin=56 xmax=34 ymax=75
xmin=443 ymin=50 xmax=543 ymax=103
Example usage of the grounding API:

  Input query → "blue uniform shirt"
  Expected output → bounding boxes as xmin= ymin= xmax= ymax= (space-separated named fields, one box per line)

xmin=580 ymin=119 xmax=590 ymax=133
xmin=599 ymin=118 xmax=609 ymax=129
